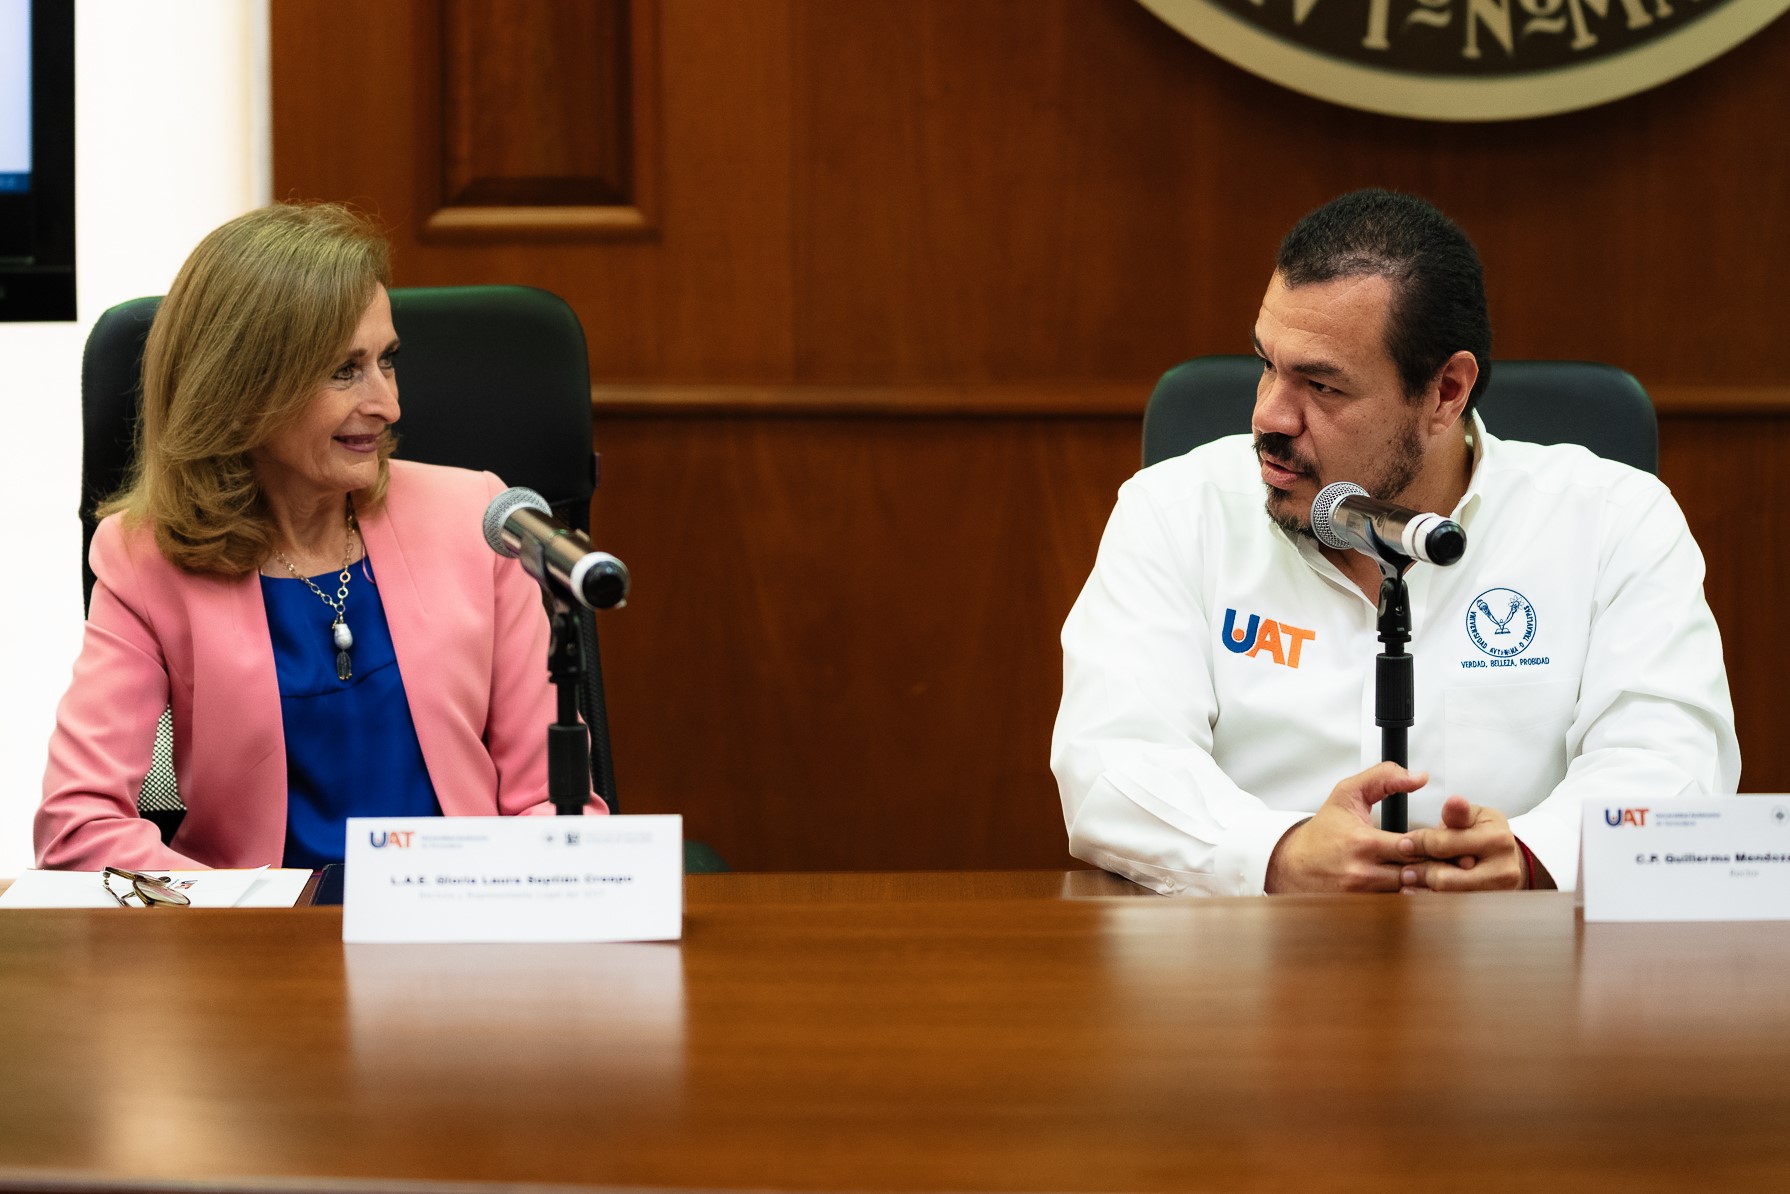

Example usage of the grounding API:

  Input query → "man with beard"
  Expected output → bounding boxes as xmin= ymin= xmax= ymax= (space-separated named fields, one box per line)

xmin=1051 ymin=190 xmax=1738 ymax=896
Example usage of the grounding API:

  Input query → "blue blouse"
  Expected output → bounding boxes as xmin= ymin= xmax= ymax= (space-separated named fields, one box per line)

xmin=261 ymin=556 xmax=440 ymax=868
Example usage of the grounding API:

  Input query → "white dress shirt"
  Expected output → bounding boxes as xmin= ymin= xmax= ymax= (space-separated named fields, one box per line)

xmin=1051 ymin=418 xmax=1739 ymax=895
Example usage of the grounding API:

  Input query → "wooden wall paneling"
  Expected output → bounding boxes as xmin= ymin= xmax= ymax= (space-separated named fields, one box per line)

xmin=271 ymin=2 xmax=434 ymax=213
xmin=442 ymin=0 xmax=632 ymax=205
xmin=270 ymin=0 xmax=1790 ymax=392
xmin=587 ymin=410 xmax=1142 ymax=872
xmin=791 ymin=0 xmax=1219 ymax=383
xmin=429 ymin=0 xmax=660 ymax=238
xmin=588 ymin=381 xmax=1156 ymax=417
xmin=274 ymin=0 xmax=793 ymax=380
xmin=1224 ymin=8 xmax=1790 ymax=395
xmin=1167 ymin=21 xmax=1790 ymax=389
xmin=1658 ymin=414 xmax=1790 ymax=797
xmin=432 ymin=0 xmax=801 ymax=377
xmin=785 ymin=0 xmax=1790 ymax=389
xmin=634 ymin=0 xmax=795 ymax=377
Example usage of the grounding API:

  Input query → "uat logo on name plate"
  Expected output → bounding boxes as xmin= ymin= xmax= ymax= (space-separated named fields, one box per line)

xmin=1135 ymin=0 xmax=1790 ymax=121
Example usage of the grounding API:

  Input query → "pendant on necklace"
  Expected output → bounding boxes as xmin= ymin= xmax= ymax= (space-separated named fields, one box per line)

xmin=333 ymin=619 xmax=354 ymax=681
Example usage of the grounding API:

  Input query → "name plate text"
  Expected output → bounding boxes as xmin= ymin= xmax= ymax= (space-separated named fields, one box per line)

xmin=1582 ymin=798 xmax=1790 ymax=922
xmin=343 ymin=815 xmax=683 ymax=943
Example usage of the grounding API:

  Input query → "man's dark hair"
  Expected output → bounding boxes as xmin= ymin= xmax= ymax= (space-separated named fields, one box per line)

xmin=1276 ymin=189 xmax=1491 ymax=420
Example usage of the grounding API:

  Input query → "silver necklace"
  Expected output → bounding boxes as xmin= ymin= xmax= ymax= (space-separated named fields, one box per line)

xmin=272 ymin=504 xmax=360 ymax=681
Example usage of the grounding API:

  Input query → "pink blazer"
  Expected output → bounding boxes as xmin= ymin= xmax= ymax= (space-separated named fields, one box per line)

xmin=37 ymin=460 xmax=605 ymax=870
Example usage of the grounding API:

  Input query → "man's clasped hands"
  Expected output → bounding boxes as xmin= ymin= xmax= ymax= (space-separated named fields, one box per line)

xmin=1265 ymin=762 xmax=1554 ymax=893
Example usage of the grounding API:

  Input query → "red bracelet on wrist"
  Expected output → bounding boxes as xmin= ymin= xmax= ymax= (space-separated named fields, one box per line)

xmin=1515 ymin=839 xmax=1536 ymax=890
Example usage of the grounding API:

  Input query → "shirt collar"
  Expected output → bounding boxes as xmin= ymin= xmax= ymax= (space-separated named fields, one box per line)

xmin=1454 ymin=410 xmax=1494 ymax=533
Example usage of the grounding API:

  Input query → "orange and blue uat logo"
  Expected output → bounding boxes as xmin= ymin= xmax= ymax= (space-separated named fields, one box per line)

xmin=1603 ymin=808 xmax=1649 ymax=827
xmin=368 ymin=830 xmax=415 ymax=849
xmin=1221 ymin=609 xmax=1316 ymax=668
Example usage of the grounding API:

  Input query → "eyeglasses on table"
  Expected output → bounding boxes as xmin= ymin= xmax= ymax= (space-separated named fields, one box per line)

xmin=102 ymin=866 xmax=192 ymax=908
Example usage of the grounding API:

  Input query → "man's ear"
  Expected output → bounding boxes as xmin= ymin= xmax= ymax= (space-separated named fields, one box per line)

xmin=1428 ymin=351 xmax=1478 ymax=433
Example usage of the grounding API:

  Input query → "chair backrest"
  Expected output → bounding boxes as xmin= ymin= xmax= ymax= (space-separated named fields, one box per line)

xmin=80 ymin=285 xmax=596 ymax=608
xmin=1140 ymin=356 xmax=1659 ymax=474
xmin=77 ymin=285 xmax=618 ymax=827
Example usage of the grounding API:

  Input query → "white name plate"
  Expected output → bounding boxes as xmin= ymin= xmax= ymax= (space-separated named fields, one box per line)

xmin=1582 ymin=797 xmax=1790 ymax=922
xmin=342 ymin=815 xmax=683 ymax=944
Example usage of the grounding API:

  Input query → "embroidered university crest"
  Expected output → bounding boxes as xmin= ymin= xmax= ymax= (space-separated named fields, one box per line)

xmin=1465 ymin=587 xmax=1538 ymax=658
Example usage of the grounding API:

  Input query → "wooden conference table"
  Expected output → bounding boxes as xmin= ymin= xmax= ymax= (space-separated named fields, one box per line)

xmin=1 ymin=870 xmax=1788 ymax=1193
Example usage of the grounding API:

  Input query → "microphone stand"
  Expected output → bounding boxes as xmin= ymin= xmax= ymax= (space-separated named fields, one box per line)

xmin=1374 ymin=555 xmax=1413 ymax=835
xmin=511 ymin=527 xmax=625 ymax=818
xmin=522 ymin=511 xmax=589 ymax=818
xmin=1313 ymin=482 xmax=1463 ymax=838
xmin=545 ymin=600 xmax=592 ymax=817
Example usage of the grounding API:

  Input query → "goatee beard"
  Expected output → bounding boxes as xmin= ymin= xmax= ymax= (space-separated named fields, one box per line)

xmin=1255 ymin=431 xmax=1319 ymax=541
xmin=1267 ymin=499 xmax=1318 ymax=542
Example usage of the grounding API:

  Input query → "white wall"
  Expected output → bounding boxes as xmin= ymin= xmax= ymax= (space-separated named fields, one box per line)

xmin=0 ymin=0 xmax=269 ymax=875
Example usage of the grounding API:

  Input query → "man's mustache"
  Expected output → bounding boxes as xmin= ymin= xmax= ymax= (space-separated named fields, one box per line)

xmin=1253 ymin=432 xmax=1314 ymax=477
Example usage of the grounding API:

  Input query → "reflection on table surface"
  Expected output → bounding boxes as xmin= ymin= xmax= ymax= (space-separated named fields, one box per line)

xmin=2 ymin=870 xmax=1788 ymax=1193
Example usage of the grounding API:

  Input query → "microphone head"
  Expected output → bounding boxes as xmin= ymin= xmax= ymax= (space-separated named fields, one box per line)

xmin=1309 ymin=481 xmax=1367 ymax=551
xmin=1426 ymin=521 xmax=1467 ymax=566
xmin=482 ymin=486 xmax=553 ymax=558
xmin=576 ymin=554 xmax=631 ymax=610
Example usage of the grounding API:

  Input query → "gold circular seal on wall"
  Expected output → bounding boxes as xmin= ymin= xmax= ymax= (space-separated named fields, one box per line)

xmin=1137 ymin=0 xmax=1790 ymax=120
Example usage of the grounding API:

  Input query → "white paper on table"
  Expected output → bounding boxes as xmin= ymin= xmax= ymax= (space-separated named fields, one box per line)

xmin=238 ymin=869 xmax=316 ymax=907
xmin=0 ymin=867 xmax=312 ymax=908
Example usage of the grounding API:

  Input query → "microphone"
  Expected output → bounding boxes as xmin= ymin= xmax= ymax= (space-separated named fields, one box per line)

xmin=482 ymin=487 xmax=630 ymax=610
xmin=1309 ymin=482 xmax=1466 ymax=567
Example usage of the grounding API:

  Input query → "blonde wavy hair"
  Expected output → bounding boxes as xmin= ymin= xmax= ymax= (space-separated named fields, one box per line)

xmin=101 ymin=202 xmax=395 ymax=575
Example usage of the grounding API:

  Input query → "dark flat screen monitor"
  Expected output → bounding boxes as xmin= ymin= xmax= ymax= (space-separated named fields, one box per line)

xmin=0 ymin=0 xmax=74 ymax=322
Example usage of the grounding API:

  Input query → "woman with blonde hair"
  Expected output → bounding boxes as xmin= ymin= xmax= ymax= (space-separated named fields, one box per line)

xmin=38 ymin=203 xmax=602 ymax=871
